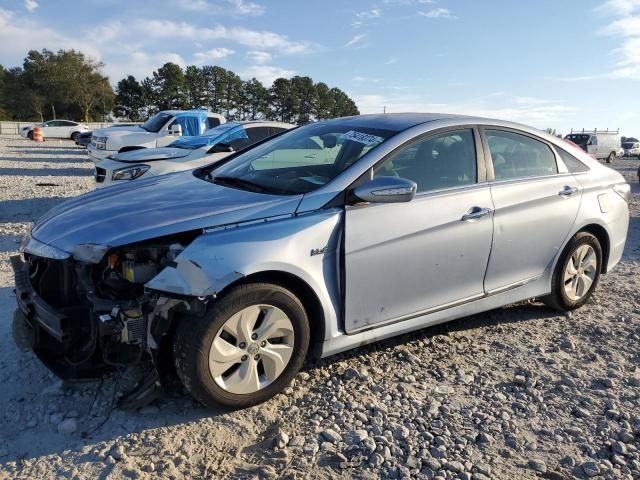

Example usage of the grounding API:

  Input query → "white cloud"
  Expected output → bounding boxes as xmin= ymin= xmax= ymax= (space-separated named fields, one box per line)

xmin=418 ymin=8 xmax=457 ymax=19
xmin=344 ymin=34 xmax=366 ymax=47
xmin=239 ymin=65 xmax=295 ymax=85
xmin=356 ymin=9 xmax=382 ymax=19
xmin=596 ymin=0 xmax=640 ymax=79
xmin=104 ymin=52 xmax=187 ymax=81
xmin=24 ymin=0 xmax=38 ymax=12
xmin=246 ymin=50 xmax=272 ymax=64
xmin=192 ymin=47 xmax=234 ymax=64
xmin=180 ymin=0 xmax=265 ymax=16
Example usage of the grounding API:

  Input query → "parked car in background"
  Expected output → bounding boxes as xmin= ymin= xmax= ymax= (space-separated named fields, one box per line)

xmin=565 ymin=129 xmax=623 ymax=163
xmin=88 ymin=110 xmax=225 ymax=162
xmin=93 ymin=121 xmax=294 ymax=188
xmin=20 ymin=120 xmax=88 ymax=140
xmin=74 ymin=131 xmax=93 ymax=148
xmin=11 ymin=113 xmax=630 ymax=409
xmin=622 ymin=141 xmax=640 ymax=158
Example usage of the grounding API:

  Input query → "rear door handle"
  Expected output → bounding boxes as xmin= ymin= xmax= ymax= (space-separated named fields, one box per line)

xmin=559 ymin=185 xmax=579 ymax=197
xmin=461 ymin=206 xmax=492 ymax=221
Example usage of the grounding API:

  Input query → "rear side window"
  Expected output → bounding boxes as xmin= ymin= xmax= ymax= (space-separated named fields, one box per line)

xmin=246 ymin=127 xmax=271 ymax=144
xmin=557 ymin=148 xmax=589 ymax=173
xmin=486 ymin=130 xmax=558 ymax=180
xmin=208 ymin=117 xmax=221 ymax=129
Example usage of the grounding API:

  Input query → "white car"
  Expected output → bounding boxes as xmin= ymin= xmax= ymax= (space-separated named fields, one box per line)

xmin=94 ymin=121 xmax=294 ymax=188
xmin=20 ymin=120 xmax=88 ymax=140
xmin=88 ymin=110 xmax=226 ymax=162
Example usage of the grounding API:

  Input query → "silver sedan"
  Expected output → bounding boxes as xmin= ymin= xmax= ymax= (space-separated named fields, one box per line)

xmin=13 ymin=114 xmax=630 ymax=409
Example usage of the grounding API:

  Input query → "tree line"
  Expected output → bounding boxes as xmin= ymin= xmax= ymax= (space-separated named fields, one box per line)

xmin=0 ymin=49 xmax=360 ymax=124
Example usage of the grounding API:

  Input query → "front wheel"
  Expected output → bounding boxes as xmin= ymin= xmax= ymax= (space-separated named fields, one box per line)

xmin=543 ymin=232 xmax=602 ymax=311
xmin=71 ymin=132 xmax=79 ymax=141
xmin=173 ymin=283 xmax=310 ymax=409
xmin=27 ymin=130 xmax=33 ymax=140
xmin=606 ymin=152 xmax=615 ymax=163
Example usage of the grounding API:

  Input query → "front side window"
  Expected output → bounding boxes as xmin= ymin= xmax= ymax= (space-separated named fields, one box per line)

xmin=203 ymin=123 xmax=397 ymax=195
xmin=374 ymin=129 xmax=477 ymax=193
xmin=486 ymin=130 xmax=558 ymax=180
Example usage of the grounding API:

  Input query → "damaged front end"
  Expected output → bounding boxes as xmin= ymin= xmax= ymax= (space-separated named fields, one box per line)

xmin=11 ymin=232 xmax=203 ymax=401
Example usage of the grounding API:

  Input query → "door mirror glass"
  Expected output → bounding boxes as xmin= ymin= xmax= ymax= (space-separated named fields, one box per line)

xmin=353 ymin=176 xmax=416 ymax=203
xmin=169 ymin=124 xmax=183 ymax=136
xmin=208 ymin=142 xmax=234 ymax=153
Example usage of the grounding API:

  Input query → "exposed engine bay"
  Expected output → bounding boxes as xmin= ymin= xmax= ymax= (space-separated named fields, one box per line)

xmin=12 ymin=231 xmax=204 ymax=405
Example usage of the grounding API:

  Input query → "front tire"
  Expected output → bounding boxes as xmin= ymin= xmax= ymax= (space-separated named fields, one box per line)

xmin=544 ymin=232 xmax=602 ymax=311
xmin=173 ymin=283 xmax=310 ymax=409
xmin=27 ymin=130 xmax=33 ymax=140
xmin=71 ymin=132 xmax=79 ymax=141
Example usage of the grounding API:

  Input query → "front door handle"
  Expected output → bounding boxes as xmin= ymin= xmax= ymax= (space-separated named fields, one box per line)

xmin=559 ymin=185 xmax=579 ymax=197
xmin=461 ymin=206 xmax=492 ymax=221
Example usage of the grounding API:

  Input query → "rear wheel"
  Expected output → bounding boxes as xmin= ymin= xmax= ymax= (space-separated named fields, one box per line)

xmin=27 ymin=130 xmax=33 ymax=140
xmin=543 ymin=232 xmax=602 ymax=311
xmin=173 ymin=283 xmax=310 ymax=409
xmin=606 ymin=151 xmax=615 ymax=163
xmin=71 ymin=132 xmax=79 ymax=141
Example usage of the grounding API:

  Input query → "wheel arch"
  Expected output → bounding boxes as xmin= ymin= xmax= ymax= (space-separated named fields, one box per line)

xmin=216 ymin=270 xmax=326 ymax=359
xmin=576 ymin=223 xmax=610 ymax=273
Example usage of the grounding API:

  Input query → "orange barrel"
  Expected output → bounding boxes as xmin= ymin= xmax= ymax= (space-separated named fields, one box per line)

xmin=33 ymin=127 xmax=43 ymax=143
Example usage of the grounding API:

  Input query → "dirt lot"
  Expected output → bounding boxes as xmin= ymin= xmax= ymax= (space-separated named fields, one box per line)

xmin=0 ymin=137 xmax=638 ymax=480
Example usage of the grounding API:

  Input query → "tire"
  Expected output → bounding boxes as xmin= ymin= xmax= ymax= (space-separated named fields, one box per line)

xmin=27 ymin=130 xmax=33 ymax=140
xmin=173 ymin=283 xmax=310 ymax=409
xmin=606 ymin=152 xmax=615 ymax=163
xmin=71 ymin=132 xmax=79 ymax=141
xmin=543 ymin=232 xmax=602 ymax=311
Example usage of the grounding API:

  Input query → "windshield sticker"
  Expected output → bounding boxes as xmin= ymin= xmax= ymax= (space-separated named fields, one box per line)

xmin=341 ymin=130 xmax=384 ymax=146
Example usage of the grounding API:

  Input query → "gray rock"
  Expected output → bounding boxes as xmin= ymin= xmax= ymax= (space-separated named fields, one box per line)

xmin=344 ymin=429 xmax=368 ymax=445
xmin=581 ymin=461 xmax=600 ymax=477
xmin=574 ymin=407 xmax=591 ymax=418
xmin=444 ymin=460 xmax=464 ymax=472
xmin=514 ymin=375 xmax=526 ymax=386
xmin=369 ymin=453 xmax=384 ymax=467
xmin=110 ymin=445 xmax=126 ymax=461
xmin=611 ymin=441 xmax=627 ymax=454
xmin=56 ymin=419 xmax=77 ymax=435
xmin=320 ymin=429 xmax=342 ymax=443
xmin=528 ymin=459 xmax=546 ymax=473
xmin=344 ymin=368 xmax=360 ymax=380
xmin=274 ymin=431 xmax=289 ymax=449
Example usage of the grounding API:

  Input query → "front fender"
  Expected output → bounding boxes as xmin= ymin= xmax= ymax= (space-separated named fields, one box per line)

xmin=146 ymin=208 xmax=344 ymax=329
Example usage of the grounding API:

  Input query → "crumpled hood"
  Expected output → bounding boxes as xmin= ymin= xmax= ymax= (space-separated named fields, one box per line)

xmin=31 ymin=170 xmax=302 ymax=258
xmin=115 ymin=147 xmax=192 ymax=163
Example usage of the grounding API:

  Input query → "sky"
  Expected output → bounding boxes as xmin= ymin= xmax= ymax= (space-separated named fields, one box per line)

xmin=0 ymin=0 xmax=639 ymax=135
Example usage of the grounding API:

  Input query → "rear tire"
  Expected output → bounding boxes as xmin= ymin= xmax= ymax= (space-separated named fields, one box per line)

xmin=27 ymin=131 xmax=33 ymax=140
xmin=71 ymin=132 xmax=79 ymax=141
xmin=543 ymin=232 xmax=602 ymax=311
xmin=173 ymin=283 xmax=310 ymax=409
xmin=606 ymin=152 xmax=615 ymax=163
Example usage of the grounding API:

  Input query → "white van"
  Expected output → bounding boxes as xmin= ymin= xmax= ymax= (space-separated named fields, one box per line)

xmin=88 ymin=109 xmax=225 ymax=161
xmin=565 ymin=129 xmax=623 ymax=163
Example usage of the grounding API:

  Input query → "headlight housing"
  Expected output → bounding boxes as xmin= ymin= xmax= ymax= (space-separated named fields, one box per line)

xmin=112 ymin=164 xmax=150 ymax=181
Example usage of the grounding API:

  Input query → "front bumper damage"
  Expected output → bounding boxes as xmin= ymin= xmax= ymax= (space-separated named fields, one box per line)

xmin=11 ymin=253 xmax=189 ymax=404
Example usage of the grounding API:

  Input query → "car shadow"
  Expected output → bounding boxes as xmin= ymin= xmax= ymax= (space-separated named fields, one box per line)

xmin=0 ymin=167 xmax=93 ymax=177
xmin=0 ymin=197 xmax=70 ymax=223
xmin=0 ymin=156 xmax=89 ymax=165
xmin=8 ymin=145 xmax=84 ymax=151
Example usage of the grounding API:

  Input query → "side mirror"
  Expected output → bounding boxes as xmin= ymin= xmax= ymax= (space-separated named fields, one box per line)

xmin=207 ymin=142 xmax=234 ymax=154
xmin=169 ymin=124 xmax=182 ymax=136
xmin=353 ymin=176 xmax=417 ymax=204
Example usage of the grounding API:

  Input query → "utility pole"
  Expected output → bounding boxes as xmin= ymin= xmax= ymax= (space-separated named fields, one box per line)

xmin=383 ymin=105 xmax=386 ymax=114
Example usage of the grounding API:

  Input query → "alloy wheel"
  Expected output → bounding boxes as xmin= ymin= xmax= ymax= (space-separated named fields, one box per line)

xmin=209 ymin=304 xmax=295 ymax=395
xmin=563 ymin=245 xmax=598 ymax=301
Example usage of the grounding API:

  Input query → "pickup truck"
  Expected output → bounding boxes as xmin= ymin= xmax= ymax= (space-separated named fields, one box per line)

xmin=88 ymin=109 xmax=225 ymax=161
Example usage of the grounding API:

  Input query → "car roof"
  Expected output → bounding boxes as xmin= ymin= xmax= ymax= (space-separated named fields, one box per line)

xmin=321 ymin=113 xmax=495 ymax=131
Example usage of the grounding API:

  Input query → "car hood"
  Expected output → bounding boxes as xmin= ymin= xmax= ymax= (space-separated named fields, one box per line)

xmin=93 ymin=125 xmax=147 ymax=137
xmin=115 ymin=147 xmax=193 ymax=162
xmin=31 ymin=170 xmax=303 ymax=260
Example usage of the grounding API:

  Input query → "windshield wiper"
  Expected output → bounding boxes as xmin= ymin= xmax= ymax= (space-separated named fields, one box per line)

xmin=213 ymin=175 xmax=269 ymax=193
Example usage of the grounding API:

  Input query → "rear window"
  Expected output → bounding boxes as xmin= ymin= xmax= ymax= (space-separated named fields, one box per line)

xmin=565 ymin=134 xmax=589 ymax=145
xmin=557 ymin=148 xmax=589 ymax=173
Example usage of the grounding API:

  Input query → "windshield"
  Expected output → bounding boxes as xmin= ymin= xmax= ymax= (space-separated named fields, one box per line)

xmin=170 ymin=123 xmax=247 ymax=150
xmin=200 ymin=122 xmax=397 ymax=195
xmin=623 ymin=142 xmax=637 ymax=149
xmin=565 ymin=134 xmax=590 ymax=145
xmin=141 ymin=112 xmax=173 ymax=133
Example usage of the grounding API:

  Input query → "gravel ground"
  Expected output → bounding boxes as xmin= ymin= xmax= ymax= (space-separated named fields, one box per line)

xmin=0 ymin=137 xmax=639 ymax=480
